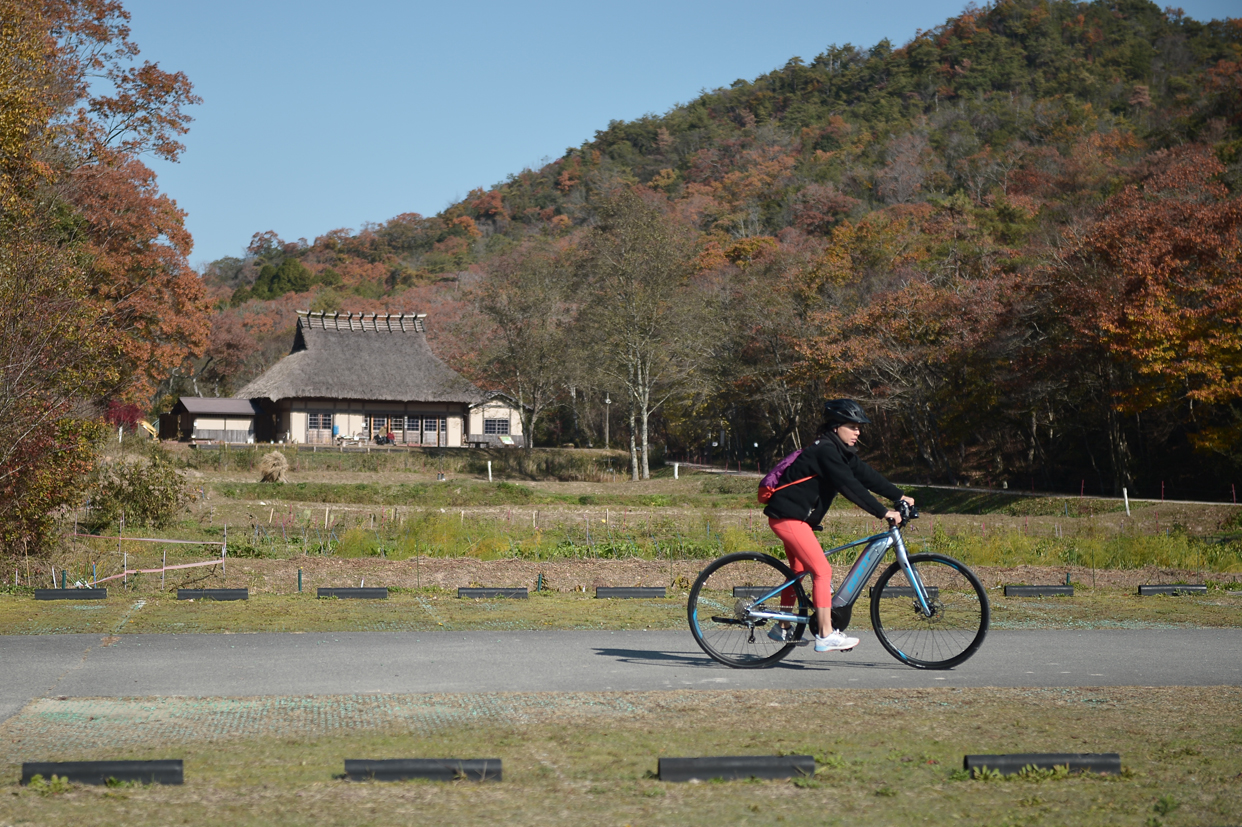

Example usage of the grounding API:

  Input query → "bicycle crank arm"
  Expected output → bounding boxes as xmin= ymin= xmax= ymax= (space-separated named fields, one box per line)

xmin=745 ymin=609 xmax=806 ymax=624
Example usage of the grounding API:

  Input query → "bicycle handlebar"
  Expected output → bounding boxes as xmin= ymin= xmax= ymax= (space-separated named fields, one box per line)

xmin=888 ymin=500 xmax=919 ymax=526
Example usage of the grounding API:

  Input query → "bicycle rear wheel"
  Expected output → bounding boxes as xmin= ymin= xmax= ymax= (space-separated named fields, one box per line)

xmin=869 ymin=552 xmax=989 ymax=670
xmin=687 ymin=552 xmax=811 ymax=668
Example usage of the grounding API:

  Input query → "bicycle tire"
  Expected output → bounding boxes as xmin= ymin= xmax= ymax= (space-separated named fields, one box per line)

xmin=687 ymin=552 xmax=811 ymax=668
xmin=869 ymin=552 xmax=989 ymax=670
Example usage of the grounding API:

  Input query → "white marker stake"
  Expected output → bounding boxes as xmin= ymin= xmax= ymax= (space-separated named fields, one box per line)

xmin=674 ymin=463 xmax=679 ymax=480
xmin=1123 ymin=487 xmax=1131 ymax=516
xmin=488 ymin=461 xmax=492 ymax=482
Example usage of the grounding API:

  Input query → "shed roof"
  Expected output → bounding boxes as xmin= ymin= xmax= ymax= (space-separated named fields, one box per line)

xmin=173 ymin=397 xmax=260 ymax=416
xmin=237 ymin=311 xmax=483 ymax=405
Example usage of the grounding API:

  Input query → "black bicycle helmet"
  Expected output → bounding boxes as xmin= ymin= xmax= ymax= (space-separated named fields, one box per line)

xmin=823 ymin=398 xmax=871 ymax=425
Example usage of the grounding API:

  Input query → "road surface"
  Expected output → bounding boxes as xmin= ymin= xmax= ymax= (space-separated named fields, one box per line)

xmin=3 ymin=628 xmax=1239 ymax=724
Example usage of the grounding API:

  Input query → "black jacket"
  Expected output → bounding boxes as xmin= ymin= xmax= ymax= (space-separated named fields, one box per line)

xmin=762 ymin=433 xmax=903 ymax=527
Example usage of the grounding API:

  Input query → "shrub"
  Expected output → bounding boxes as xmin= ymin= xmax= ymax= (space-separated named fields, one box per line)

xmin=85 ymin=454 xmax=188 ymax=531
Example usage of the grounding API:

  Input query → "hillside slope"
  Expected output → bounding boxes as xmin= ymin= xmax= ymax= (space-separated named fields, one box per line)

xmin=185 ymin=0 xmax=1242 ymax=499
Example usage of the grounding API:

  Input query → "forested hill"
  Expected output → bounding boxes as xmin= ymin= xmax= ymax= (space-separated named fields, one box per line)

xmin=195 ymin=0 xmax=1242 ymax=498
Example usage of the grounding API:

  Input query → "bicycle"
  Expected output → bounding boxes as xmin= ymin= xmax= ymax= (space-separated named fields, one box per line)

xmin=687 ymin=502 xmax=989 ymax=670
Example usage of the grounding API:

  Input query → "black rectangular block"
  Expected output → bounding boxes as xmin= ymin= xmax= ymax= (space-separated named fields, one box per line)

xmin=1138 ymin=584 xmax=1206 ymax=596
xmin=963 ymin=753 xmax=1120 ymax=776
xmin=659 ymin=755 xmax=816 ymax=783
xmin=596 ymin=587 xmax=667 ymax=599
xmin=344 ymin=758 xmax=501 ymax=782
xmin=869 ymin=586 xmax=940 ymax=599
xmin=318 ymin=587 xmax=388 ymax=599
xmin=34 ymin=589 xmax=107 ymax=601
xmin=457 ymin=587 xmax=528 ymax=599
xmin=733 ymin=586 xmax=785 ymax=599
xmin=22 ymin=760 xmax=183 ymax=786
xmin=1004 ymin=585 xmax=1074 ymax=597
xmin=177 ymin=588 xmax=248 ymax=601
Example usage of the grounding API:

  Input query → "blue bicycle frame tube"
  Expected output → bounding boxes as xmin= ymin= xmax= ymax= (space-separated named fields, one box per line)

xmin=744 ymin=525 xmax=934 ymax=623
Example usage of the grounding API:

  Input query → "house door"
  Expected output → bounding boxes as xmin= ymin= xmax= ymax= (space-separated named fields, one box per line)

xmin=308 ymin=412 xmax=333 ymax=444
xmin=421 ymin=416 xmax=447 ymax=446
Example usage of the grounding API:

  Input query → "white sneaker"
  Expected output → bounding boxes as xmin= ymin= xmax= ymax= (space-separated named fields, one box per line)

xmin=767 ymin=625 xmax=809 ymax=646
xmin=814 ymin=630 xmax=859 ymax=652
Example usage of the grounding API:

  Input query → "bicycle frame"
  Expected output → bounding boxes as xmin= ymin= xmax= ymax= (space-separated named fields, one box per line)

xmin=742 ymin=522 xmax=933 ymax=625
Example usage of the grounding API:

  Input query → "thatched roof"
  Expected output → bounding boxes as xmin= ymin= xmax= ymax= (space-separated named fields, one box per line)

xmin=238 ymin=311 xmax=483 ymax=404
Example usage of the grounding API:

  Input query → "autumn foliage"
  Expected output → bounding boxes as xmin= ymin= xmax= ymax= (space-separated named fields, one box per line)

xmin=0 ymin=0 xmax=205 ymax=553
xmin=202 ymin=0 xmax=1241 ymax=498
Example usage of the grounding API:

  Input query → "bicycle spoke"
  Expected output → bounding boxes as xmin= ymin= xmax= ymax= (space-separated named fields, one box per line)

xmin=870 ymin=553 xmax=989 ymax=670
xmin=688 ymin=553 xmax=811 ymax=668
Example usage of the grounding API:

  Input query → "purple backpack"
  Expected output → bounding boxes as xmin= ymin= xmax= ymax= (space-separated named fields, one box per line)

xmin=757 ymin=448 xmax=816 ymax=504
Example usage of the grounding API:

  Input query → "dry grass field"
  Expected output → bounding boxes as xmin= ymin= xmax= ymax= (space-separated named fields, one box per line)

xmin=1 ymin=687 xmax=1239 ymax=826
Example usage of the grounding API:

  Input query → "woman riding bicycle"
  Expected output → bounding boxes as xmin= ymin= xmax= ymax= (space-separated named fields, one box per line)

xmin=764 ymin=399 xmax=914 ymax=653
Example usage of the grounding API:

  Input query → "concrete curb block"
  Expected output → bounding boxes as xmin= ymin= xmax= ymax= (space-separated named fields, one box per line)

xmin=658 ymin=755 xmax=816 ymax=782
xmin=177 ymin=588 xmax=248 ymax=601
xmin=344 ymin=758 xmax=501 ymax=782
xmin=963 ymin=753 xmax=1120 ymax=776
xmin=1138 ymin=584 xmax=1206 ymax=596
xmin=733 ymin=587 xmax=780 ymax=599
xmin=22 ymin=760 xmax=183 ymax=785
xmin=34 ymin=589 xmax=106 ymax=600
xmin=458 ymin=588 xmax=528 ymax=599
xmin=869 ymin=586 xmax=940 ymax=599
xmin=318 ymin=587 xmax=388 ymax=599
xmin=596 ymin=587 xmax=667 ymax=599
xmin=1004 ymin=585 xmax=1074 ymax=597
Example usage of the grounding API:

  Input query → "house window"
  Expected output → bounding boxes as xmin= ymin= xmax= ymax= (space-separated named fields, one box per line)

xmin=483 ymin=418 xmax=510 ymax=435
xmin=307 ymin=412 xmax=334 ymax=443
xmin=370 ymin=416 xmax=387 ymax=435
xmin=421 ymin=417 xmax=447 ymax=444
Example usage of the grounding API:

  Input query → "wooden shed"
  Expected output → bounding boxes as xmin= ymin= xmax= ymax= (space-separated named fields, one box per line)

xmin=166 ymin=397 xmax=259 ymax=443
xmin=237 ymin=311 xmax=523 ymax=447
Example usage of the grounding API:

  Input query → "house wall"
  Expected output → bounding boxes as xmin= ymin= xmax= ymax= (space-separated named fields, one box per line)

xmin=275 ymin=398 xmax=469 ymax=447
xmin=468 ymin=401 xmax=522 ymax=436
xmin=290 ymin=411 xmax=308 ymax=444
xmin=190 ymin=415 xmax=254 ymax=443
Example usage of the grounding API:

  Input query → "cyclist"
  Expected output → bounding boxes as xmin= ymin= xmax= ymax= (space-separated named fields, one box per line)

xmin=764 ymin=399 xmax=914 ymax=652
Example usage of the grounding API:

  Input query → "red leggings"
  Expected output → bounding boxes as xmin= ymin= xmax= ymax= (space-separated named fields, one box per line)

xmin=769 ymin=517 xmax=833 ymax=608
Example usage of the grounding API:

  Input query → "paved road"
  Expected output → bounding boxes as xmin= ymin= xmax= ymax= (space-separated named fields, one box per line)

xmin=3 ymin=629 xmax=1240 ymax=724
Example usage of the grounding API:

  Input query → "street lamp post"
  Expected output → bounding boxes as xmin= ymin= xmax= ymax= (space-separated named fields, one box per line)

xmin=604 ymin=394 xmax=610 ymax=450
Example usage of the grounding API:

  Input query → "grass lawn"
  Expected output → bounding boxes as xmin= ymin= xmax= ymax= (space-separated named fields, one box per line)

xmin=1 ymin=687 xmax=1238 ymax=826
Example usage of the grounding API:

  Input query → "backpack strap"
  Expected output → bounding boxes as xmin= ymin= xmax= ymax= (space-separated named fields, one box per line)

xmin=772 ymin=475 xmax=815 ymax=493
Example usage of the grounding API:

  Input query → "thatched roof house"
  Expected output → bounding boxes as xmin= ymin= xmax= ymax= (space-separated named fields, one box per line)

xmin=237 ymin=311 xmax=523 ymax=447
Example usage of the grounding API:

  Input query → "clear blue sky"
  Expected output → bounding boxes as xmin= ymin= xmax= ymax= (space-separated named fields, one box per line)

xmin=121 ymin=0 xmax=1238 ymax=269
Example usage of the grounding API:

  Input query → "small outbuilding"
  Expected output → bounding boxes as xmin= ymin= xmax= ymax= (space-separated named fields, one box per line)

xmin=163 ymin=397 xmax=259 ymax=443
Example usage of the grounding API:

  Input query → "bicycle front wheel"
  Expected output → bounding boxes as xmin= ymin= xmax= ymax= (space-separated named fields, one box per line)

xmin=869 ymin=552 xmax=989 ymax=670
xmin=687 ymin=552 xmax=811 ymax=668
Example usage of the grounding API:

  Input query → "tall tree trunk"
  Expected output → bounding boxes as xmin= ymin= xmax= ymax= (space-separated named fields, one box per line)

xmin=1105 ymin=404 xmax=1130 ymax=496
xmin=640 ymin=393 xmax=651 ymax=480
xmin=628 ymin=406 xmax=639 ymax=481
